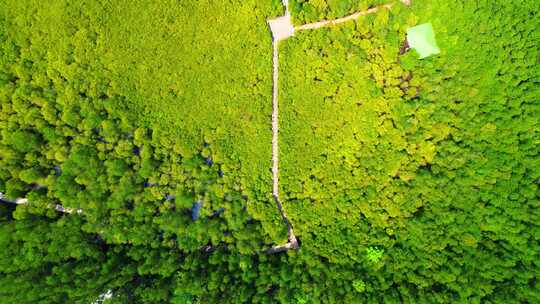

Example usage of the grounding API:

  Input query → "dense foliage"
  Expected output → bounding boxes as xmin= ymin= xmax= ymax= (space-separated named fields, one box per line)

xmin=0 ymin=0 xmax=287 ymax=302
xmin=281 ymin=0 xmax=539 ymax=302
xmin=0 ymin=0 xmax=539 ymax=303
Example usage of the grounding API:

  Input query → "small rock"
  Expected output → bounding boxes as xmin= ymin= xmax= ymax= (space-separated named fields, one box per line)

xmin=192 ymin=201 xmax=202 ymax=220
xmin=53 ymin=166 xmax=62 ymax=176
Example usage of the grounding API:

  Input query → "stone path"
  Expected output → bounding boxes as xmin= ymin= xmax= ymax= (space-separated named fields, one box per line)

xmin=266 ymin=0 xmax=299 ymax=254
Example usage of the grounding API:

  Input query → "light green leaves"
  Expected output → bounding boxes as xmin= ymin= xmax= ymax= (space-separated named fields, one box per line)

xmin=353 ymin=279 xmax=366 ymax=292
xmin=366 ymin=246 xmax=384 ymax=263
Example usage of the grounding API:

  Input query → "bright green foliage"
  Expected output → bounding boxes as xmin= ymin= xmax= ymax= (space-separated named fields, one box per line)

xmin=1 ymin=0 xmax=539 ymax=303
xmin=295 ymin=294 xmax=309 ymax=304
xmin=352 ymin=280 xmax=366 ymax=293
xmin=366 ymin=247 xmax=384 ymax=263
xmin=0 ymin=0 xmax=287 ymax=241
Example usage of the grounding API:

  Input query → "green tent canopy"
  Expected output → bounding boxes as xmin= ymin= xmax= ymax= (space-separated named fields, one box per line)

xmin=407 ymin=23 xmax=441 ymax=59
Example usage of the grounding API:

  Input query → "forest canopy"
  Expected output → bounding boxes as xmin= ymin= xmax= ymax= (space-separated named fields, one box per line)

xmin=0 ymin=0 xmax=539 ymax=303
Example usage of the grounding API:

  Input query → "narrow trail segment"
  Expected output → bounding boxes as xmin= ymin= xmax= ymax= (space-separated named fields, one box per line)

xmin=266 ymin=0 xmax=411 ymax=253
xmin=266 ymin=0 xmax=299 ymax=254
xmin=297 ymin=0 xmax=411 ymax=31
xmin=0 ymin=192 xmax=82 ymax=214
xmin=296 ymin=5 xmax=391 ymax=31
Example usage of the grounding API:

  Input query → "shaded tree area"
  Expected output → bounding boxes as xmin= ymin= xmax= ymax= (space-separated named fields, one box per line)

xmin=0 ymin=205 xmax=157 ymax=303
